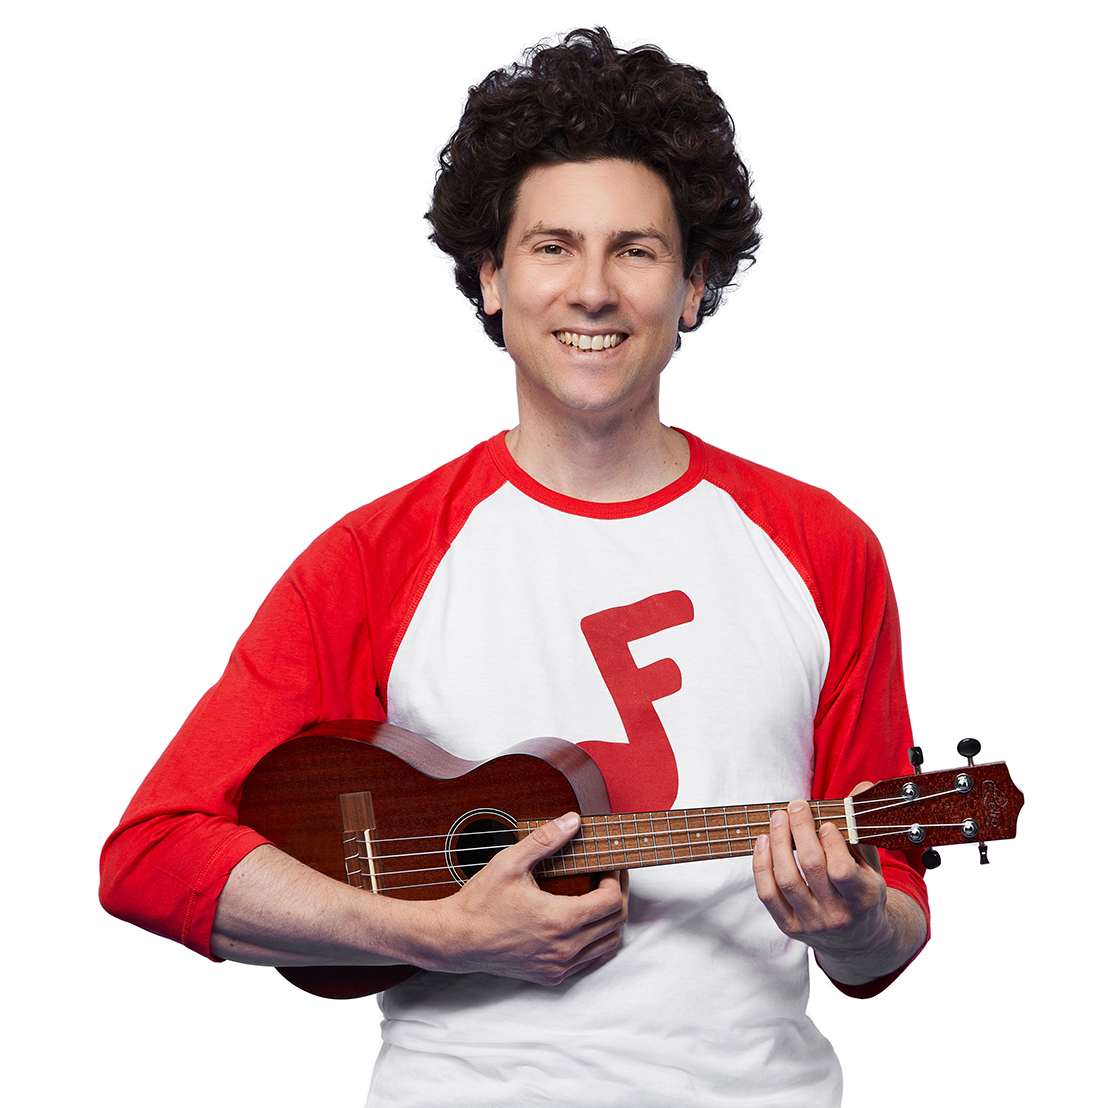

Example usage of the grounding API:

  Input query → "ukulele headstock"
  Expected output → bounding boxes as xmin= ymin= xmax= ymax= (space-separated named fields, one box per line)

xmin=851 ymin=742 xmax=1023 ymax=865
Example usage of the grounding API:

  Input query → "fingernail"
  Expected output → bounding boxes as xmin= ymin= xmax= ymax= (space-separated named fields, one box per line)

xmin=788 ymin=799 xmax=807 ymax=813
xmin=755 ymin=834 xmax=769 ymax=853
xmin=555 ymin=813 xmax=580 ymax=832
xmin=771 ymin=809 xmax=788 ymax=828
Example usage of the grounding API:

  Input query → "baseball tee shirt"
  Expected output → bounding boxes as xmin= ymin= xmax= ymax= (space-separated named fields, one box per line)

xmin=100 ymin=430 xmax=926 ymax=1107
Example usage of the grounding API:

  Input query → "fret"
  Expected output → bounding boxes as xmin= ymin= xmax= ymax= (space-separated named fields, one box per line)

xmin=615 ymin=812 xmax=631 ymax=869
xmin=632 ymin=813 xmax=650 ymax=867
xmin=676 ymin=808 xmax=702 ymax=862
xmin=602 ymin=814 xmax=620 ymax=870
xmin=746 ymin=805 xmax=770 ymax=853
xmin=686 ymin=809 xmax=702 ymax=860
xmin=696 ymin=808 xmax=713 ymax=860
xmin=663 ymin=813 xmax=679 ymax=865
xmin=646 ymin=814 xmax=665 ymax=864
xmin=812 ymin=800 xmax=849 ymax=840
xmin=581 ymin=816 xmax=597 ymax=872
xmin=704 ymin=807 xmax=729 ymax=855
xmin=675 ymin=809 xmax=692 ymax=863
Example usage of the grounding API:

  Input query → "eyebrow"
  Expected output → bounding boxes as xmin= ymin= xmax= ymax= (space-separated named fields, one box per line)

xmin=516 ymin=225 xmax=677 ymax=252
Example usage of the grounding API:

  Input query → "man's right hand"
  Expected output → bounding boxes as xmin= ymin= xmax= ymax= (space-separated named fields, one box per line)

xmin=422 ymin=812 xmax=629 ymax=985
xmin=423 ymin=811 xmax=629 ymax=983
xmin=211 ymin=812 xmax=628 ymax=987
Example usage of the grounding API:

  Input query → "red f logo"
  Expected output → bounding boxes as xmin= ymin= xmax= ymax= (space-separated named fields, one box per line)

xmin=578 ymin=590 xmax=694 ymax=811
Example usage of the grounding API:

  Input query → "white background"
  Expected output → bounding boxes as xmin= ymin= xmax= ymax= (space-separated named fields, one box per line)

xmin=5 ymin=2 xmax=1102 ymax=1104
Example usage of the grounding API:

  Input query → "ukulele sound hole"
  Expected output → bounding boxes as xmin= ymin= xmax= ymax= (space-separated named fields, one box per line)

xmin=448 ymin=811 xmax=518 ymax=883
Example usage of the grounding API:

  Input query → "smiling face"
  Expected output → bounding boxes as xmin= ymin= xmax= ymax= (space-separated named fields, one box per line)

xmin=479 ymin=159 xmax=704 ymax=430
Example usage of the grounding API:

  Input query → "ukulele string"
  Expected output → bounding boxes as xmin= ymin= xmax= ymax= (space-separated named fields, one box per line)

xmin=362 ymin=801 xmax=851 ymax=852
xmin=851 ymin=824 xmax=973 ymax=843
xmin=360 ymin=814 xmax=806 ymax=862
xmin=355 ymin=814 xmax=827 ymax=889
xmin=849 ymin=785 xmax=966 ymax=820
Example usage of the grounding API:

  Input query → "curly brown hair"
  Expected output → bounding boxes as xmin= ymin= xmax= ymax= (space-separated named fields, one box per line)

xmin=426 ymin=27 xmax=762 ymax=348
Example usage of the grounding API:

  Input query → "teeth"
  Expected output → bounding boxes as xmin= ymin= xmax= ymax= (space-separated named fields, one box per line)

xmin=556 ymin=331 xmax=626 ymax=350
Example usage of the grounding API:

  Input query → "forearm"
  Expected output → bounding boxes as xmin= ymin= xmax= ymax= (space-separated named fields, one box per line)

xmin=210 ymin=844 xmax=441 ymax=967
xmin=813 ymin=887 xmax=927 ymax=987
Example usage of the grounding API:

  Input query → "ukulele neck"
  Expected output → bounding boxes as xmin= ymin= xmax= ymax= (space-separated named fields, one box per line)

xmin=521 ymin=800 xmax=855 ymax=877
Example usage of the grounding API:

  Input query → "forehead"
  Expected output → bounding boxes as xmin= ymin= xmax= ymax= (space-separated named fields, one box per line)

xmin=506 ymin=159 xmax=681 ymax=244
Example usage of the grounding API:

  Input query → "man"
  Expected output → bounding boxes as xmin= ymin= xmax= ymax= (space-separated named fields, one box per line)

xmin=101 ymin=28 xmax=927 ymax=1106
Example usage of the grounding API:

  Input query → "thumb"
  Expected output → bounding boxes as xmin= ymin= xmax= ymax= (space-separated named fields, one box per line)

xmin=509 ymin=812 xmax=581 ymax=869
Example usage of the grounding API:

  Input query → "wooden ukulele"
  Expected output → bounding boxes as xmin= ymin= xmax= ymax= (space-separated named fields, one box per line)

xmin=238 ymin=720 xmax=1023 ymax=999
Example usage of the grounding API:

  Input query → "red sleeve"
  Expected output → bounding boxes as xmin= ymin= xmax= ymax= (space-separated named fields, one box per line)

xmin=99 ymin=437 xmax=506 ymax=959
xmin=98 ymin=522 xmax=385 ymax=958
xmin=807 ymin=509 xmax=929 ymax=997
xmin=708 ymin=446 xmax=929 ymax=997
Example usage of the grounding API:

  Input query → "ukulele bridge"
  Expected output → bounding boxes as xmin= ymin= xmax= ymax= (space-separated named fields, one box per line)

xmin=340 ymin=791 xmax=380 ymax=894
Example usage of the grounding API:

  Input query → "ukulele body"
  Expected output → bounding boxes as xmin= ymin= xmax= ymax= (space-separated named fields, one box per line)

xmin=237 ymin=719 xmax=611 ymax=998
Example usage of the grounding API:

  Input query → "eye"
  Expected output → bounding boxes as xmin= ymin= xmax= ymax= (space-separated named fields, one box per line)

xmin=621 ymin=247 xmax=652 ymax=259
xmin=539 ymin=243 xmax=568 ymax=255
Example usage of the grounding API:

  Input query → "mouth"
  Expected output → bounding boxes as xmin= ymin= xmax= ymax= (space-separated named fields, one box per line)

xmin=555 ymin=330 xmax=627 ymax=351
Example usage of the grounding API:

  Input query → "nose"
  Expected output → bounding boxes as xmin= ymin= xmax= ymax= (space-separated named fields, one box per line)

xmin=568 ymin=252 xmax=618 ymax=314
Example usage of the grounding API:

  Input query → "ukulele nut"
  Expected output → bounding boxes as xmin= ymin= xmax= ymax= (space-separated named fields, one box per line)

xmin=961 ymin=818 xmax=980 ymax=839
xmin=900 ymin=782 xmax=920 ymax=801
xmin=955 ymin=773 xmax=973 ymax=794
xmin=907 ymin=823 xmax=926 ymax=844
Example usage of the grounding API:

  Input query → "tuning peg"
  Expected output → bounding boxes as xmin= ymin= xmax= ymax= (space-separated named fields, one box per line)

xmin=978 ymin=842 xmax=990 ymax=865
xmin=921 ymin=848 xmax=942 ymax=869
xmin=957 ymin=738 xmax=981 ymax=766
xmin=908 ymin=746 xmax=924 ymax=775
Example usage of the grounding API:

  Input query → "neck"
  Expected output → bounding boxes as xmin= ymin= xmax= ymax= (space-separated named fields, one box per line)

xmin=507 ymin=399 xmax=689 ymax=503
xmin=520 ymin=799 xmax=855 ymax=877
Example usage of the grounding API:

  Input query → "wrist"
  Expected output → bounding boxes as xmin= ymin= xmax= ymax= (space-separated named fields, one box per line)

xmin=352 ymin=893 xmax=450 ymax=971
xmin=815 ymin=891 xmax=926 ymax=986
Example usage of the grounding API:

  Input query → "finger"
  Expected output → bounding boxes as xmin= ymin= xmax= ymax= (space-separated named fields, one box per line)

xmin=752 ymin=830 xmax=791 ymax=922
xmin=577 ymin=871 xmax=628 ymax=926
xmin=818 ymin=819 xmax=861 ymax=888
xmin=567 ymin=875 xmax=628 ymax=963
xmin=766 ymin=804 xmax=816 ymax=913
xmin=563 ymin=919 xmax=626 ymax=977
xmin=752 ymin=810 xmax=807 ymax=927
xmin=848 ymin=843 xmax=882 ymax=874
xmin=594 ymin=869 xmax=625 ymax=901
xmin=787 ymin=799 xmax=837 ymax=901
xmin=818 ymin=822 xmax=883 ymax=907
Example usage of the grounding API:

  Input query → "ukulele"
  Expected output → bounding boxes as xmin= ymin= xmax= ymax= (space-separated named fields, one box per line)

xmin=237 ymin=720 xmax=1023 ymax=999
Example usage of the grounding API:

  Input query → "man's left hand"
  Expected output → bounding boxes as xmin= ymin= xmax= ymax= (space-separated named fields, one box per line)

xmin=751 ymin=784 xmax=925 ymax=986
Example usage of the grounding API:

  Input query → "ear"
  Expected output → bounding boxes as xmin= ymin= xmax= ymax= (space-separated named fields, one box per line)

xmin=681 ymin=255 xmax=708 ymax=328
xmin=479 ymin=251 xmax=503 ymax=315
